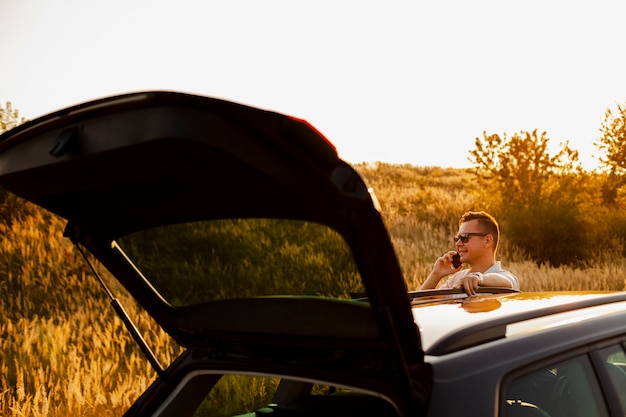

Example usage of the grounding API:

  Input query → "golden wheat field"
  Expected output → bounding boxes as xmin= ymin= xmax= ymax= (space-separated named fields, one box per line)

xmin=0 ymin=163 xmax=624 ymax=416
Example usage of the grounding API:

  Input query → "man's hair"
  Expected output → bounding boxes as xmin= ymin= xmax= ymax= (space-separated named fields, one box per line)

xmin=459 ymin=211 xmax=500 ymax=253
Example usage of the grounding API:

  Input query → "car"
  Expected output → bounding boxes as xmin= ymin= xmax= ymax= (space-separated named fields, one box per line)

xmin=1 ymin=91 xmax=626 ymax=417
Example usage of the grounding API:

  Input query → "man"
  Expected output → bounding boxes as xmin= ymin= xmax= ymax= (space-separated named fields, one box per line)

xmin=420 ymin=211 xmax=519 ymax=295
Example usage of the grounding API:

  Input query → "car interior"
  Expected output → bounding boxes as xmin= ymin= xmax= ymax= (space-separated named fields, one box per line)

xmin=148 ymin=371 xmax=400 ymax=417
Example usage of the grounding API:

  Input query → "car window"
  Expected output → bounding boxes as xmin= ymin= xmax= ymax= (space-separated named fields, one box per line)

xmin=597 ymin=345 xmax=626 ymax=415
xmin=116 ymin=219 xmax=363 ymax=307
xmin=503 ymin=354 xmax=609 ymax=417
xmin=189 ymin=374 xmax=398 ymax=417
xmin=193 ymin=374 xmax=280 ymax=417
xmin=149 ymin=370 xmax=398 ymax=417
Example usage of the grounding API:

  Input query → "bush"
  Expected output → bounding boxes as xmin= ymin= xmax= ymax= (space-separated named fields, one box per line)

xmin=504 ymin=202 xmax=591 ymax=266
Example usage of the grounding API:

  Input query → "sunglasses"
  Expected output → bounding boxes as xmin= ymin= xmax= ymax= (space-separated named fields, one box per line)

xmin=453 ymin=232 xmax=487 ymax=243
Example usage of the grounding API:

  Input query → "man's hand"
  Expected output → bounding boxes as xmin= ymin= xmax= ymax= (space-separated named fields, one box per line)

xmin=457 ymin=272 xmax=482 ymax=296
xmin=420 ymin=251 xmax=463 ymax=290
xmin=437 ymin=250 xmax=464 ymax=275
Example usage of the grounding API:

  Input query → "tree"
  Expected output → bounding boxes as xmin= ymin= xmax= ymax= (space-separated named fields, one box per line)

xmin=0 ymin=101 xmax=25 ymax=133
xmin=595 ymin=102 xmax=626 ymax=206
xmin=469 ymin=129 xmax=582 ymax=208
xmin=596 ymin=101 xmax=626 ymax=175
xmin=469 ymin=130 xmax=588 ymax=265
xmin=0 ymin=101 xmax=28 ymax=224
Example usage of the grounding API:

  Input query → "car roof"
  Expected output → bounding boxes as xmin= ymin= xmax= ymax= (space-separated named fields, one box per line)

xmin=412 ymin=291 xmax=626 ymax=355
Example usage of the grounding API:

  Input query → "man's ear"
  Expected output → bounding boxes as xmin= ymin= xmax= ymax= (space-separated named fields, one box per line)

xmin=485 ymin=234 xmax=494 ymax=248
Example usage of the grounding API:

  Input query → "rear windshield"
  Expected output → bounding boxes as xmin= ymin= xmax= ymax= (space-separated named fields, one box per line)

xmin=115 ymin=218 xmax=363 ymax=307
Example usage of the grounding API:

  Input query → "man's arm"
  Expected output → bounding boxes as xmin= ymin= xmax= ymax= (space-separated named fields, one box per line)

xmin=420 ymin=270 xmax=447 ymax=290
xmin=481 ymin=272 xmax=515 ymax=288
xmin=419 ymin=251 xmax=460 ymax=290
xmin=454 ymin=271 xmax=515 ymax=296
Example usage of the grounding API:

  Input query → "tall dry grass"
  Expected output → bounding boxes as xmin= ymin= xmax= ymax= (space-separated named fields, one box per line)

xmin=0 ymin=201 xmax=181 ymax=416
xmin=0 ymin=163 xmax=624 ymax=416
xmin=354 ymin=163 xmax=626 ymax=293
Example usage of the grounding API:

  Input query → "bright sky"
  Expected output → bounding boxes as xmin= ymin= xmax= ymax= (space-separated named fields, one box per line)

xmin=1 ymin=1 xmax=625 ymax=170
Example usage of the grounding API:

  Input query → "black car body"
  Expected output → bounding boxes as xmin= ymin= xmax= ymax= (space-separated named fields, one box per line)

xmin=1 ymin=91 xmax=626 ymax=417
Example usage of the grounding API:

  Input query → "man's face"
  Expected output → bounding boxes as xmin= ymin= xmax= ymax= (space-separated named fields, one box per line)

xmin=455 ymin=219 xmax=488 ymax=263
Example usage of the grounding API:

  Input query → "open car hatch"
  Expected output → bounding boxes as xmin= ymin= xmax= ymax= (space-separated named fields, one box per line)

xmin=0 ymin=91 xmax=429 ymax=416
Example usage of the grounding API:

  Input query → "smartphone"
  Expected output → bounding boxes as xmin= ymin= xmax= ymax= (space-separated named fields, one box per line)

xmin=452 ymin=252 xmax=462 ymax=268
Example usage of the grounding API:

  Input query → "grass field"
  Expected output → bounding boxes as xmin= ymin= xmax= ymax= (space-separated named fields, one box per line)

xmin=0 ymin=163 xmax=624 ymax=416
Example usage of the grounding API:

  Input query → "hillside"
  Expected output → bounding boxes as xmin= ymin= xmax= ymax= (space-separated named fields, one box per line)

xmin=0 ymin=163 xmax=624 ymax=416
